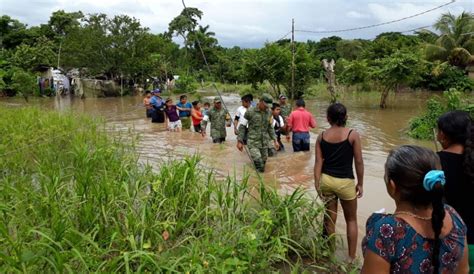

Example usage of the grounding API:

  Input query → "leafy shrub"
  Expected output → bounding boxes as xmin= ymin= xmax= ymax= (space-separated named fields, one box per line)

xmin=414 ymin=63 xmax=474 ymax=92
xmin=10 ymin=68 xmax=37 ymax=99
xmin=337 ymin=59 xmax=370 ymax=86
xmin=176 ymin=75 xmax=198 ymax=94
xmin=408 ymin=88 xmax=474 ymax=139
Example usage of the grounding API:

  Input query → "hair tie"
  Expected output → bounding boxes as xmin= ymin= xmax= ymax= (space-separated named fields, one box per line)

xmin=423 ymin=170 xmax=445 ymax=191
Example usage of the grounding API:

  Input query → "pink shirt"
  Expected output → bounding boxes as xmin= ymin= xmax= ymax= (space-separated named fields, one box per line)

xmin=287 ymin=107 xmax=317 ymax=133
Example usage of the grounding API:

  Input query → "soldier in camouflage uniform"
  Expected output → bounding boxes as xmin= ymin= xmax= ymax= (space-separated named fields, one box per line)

xmin=237 ymin=94 xmax=279 ymax=172
xmin=279 ymin=94 xmax=292 ymax=120
xmin=278 ymin=94 xmax=291 ymax=135
xmin=201 ymin=97 xmax=231 ymax=143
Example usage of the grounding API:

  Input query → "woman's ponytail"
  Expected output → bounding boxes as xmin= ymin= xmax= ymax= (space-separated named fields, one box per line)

xmin=423 ymin=170 xmax=446 ymax=273
xmin=431 ymin=184 xmax=445 ymax=273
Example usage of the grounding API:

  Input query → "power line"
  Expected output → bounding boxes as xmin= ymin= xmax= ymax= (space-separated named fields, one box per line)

xmin=181 ymin=0 xmax=259 ymax=172
xmin=275 ymin=30 xmax=292 ymax=42
xmin=295 ymin=0 xmax=455 ymax=34
xmin=400 ymin=25 xmax=432 ymax=33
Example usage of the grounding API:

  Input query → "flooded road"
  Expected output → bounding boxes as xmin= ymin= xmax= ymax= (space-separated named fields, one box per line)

xmin=1 ymin=91 xmax=434 ymax=258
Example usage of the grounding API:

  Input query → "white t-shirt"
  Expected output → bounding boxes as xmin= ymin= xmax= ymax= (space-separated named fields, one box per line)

xmin=235 ymin=106 xmax=249 ymax=128
xmin=272 ymin=115 xmax=285 ymax=129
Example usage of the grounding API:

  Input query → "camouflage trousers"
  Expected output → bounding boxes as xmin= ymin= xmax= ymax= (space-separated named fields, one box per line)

xmin=248 ymin=146 xmax=268 ymax=173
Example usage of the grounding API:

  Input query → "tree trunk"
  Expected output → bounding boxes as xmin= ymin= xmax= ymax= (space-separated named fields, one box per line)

xmin=120 ymin=74 xmax=123 ymax=96
xmin=380 ymin=87 xmax=391 ymax=109
xmin=327 ymin=72 xmax=336 ymax=103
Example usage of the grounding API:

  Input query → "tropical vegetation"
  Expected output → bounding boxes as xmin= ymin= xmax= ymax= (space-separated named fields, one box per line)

xmin=0 ymin=9 xmax=472 ymax=105
xmin=0 ymin=106 xmax=357 ymax=272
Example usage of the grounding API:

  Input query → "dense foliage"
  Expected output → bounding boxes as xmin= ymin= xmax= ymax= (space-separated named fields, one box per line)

xmin=0 ymin=10 xmax=473 ymax=102
xmin=0 ymin=106 xmax=357 ymax=272
xmin=409 ymin=88 xmax=474 ymax=139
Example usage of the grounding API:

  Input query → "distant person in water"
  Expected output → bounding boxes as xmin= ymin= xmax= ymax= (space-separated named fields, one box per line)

xmin=314 ymin=102 xmax=364 ymax=261
xmin=176 ymin=95 xmax=192 ymax=130
xmin=163 ymin=98 xmax=182 ymax=132
xmin=191 ymin=101 xmax=203 ymax=133
xmin=234 ymin=94 xmax=252 ymax=144
xmin=286 ymin=99 xmax=317 ymax=152
xmin=143 ymin=90 xmax=153 ymax=118
xmin=278 ymin=94 xmax=291 ymax=135
xmin=150 ymin=89 xmax=165 ymax=123
xmin=268 ymin=103 xmax=285 ymax=156
xmin=361 ymin=145 xmax=468 ymax=273
xmin=436 ymin=110 xmax=474 ymax=270
xmin=278 ymin=94 xmax=291 ymax=121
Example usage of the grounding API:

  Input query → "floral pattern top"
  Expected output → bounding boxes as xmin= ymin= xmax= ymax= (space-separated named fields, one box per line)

xmin=362 ymin=205 xmax=466 ymax=273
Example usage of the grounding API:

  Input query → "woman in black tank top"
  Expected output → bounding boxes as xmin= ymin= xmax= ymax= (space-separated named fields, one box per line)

xmin=320 ymin=129 xmax=355 ymax=179
xmin=314 ymin=103 xmax=364 ymax=261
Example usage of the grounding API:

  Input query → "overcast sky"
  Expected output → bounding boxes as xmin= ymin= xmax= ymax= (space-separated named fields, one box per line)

xmin=1 ymin=0 xmax=473 ymax=48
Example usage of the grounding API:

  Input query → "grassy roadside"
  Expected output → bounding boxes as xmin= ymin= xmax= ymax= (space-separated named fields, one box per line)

xmin=0 ymin=106 xmax=354 ymax=272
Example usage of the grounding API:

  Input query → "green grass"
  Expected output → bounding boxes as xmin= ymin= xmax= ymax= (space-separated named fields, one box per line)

xmin=0 ymin=106 xmax=353 ymax=272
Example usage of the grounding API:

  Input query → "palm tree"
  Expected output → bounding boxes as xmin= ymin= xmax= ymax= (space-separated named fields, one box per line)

xmin=187 ymin=25 xmax=218 ymax=69
xmin=425 ymin=12 xmax=474 ymax=68
xmin=187 ymin=25 xmax=217 ymax=51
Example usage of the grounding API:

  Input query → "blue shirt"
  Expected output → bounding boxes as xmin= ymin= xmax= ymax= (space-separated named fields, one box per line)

xmin=176 ymin=102 xmax=192 ymax=117
xmin=150 ymin=96 xmax=164 ymax=109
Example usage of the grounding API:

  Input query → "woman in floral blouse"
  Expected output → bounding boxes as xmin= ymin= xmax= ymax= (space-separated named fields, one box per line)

xmin=361 ymin=145 xmax=469 ymax=273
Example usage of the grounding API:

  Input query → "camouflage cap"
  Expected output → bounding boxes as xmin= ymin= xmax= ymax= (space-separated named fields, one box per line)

xmin=214 ymin=96 xmax=221 ymax=103
xmin=261 ymin=93 xmax=273 ymax=104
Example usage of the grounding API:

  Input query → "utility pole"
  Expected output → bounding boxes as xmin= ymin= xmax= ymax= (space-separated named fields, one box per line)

xmin=291 ymin=19 xmax=295 ymax=99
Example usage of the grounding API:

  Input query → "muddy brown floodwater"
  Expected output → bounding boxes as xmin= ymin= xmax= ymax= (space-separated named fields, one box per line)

xmin=1 ymin=91 xmax=434 ymax=258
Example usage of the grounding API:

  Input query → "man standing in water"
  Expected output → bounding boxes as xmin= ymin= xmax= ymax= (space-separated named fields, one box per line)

xmin=176 ymin=95 xmax=192 ymax=130
xmin=278 ymin=94 xmax=291 ymax=120
xmin=237 ymin=94 xmax=279 ymax=173
xmin=201 ymin=97 xmax=231 ymax=143
xmin=286 ymin=99 xmax=317 ymax=152
xmin=278 ymin=94 xmax=291 ymax=135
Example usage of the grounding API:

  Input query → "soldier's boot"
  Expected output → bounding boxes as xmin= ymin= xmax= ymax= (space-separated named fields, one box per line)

xmin=254 ymin=160 xmax=265 ymax=173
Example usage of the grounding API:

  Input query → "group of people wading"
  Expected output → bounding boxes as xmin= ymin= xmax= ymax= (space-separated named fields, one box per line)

xmin=144 ymin=89 xmax=473 ymax=272
xmin=144 ymin=90 xmax=316 ymax=172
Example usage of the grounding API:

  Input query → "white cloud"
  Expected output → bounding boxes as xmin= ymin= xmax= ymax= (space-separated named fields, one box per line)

xmin=1 ymin=0 xmax=472 ymax=47
xmin=347 ymin=11 xmax=370 ymax=19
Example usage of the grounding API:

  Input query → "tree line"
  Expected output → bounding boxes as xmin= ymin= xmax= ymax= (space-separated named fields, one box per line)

xmin=0 ymin=8 xmax=473 ymax=106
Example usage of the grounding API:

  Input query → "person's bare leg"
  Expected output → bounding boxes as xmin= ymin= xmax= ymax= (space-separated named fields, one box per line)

xmin=323 ymin=198 xmax=338 ymax=236
xmin=340 ymin=198 xmax=358 ymax=260
xmin=323 ymin=198 xmax=338 ymax=253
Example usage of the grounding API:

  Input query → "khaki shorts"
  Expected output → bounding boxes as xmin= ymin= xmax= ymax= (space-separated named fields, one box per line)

xmin=320 ymin=173 xmax=356 ymax=201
